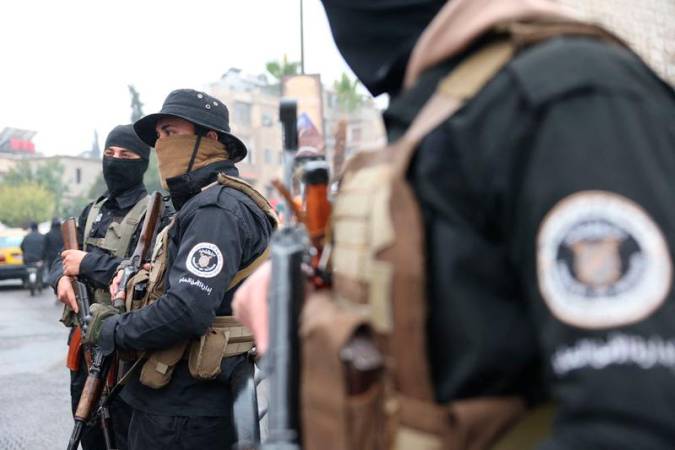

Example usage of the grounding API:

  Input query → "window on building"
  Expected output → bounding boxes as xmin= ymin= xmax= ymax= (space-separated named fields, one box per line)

xmin=76 ymin=168 xmax=82 ymax=184
xmin=234 ymin=102 xmax=252 ymax=127
xmin=261 ymin=112 xmax=274 ymax=127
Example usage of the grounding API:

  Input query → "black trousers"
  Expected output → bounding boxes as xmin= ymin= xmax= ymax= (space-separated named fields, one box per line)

xmin=127 ymin=409 xmax=235 ymax=450
xmin=125 ymin=356 xmax=259 ymax=450
xmin=70 ymin=353 xmax=132 ymax=450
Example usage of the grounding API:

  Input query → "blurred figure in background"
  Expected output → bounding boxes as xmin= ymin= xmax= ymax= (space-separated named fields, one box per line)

xmin=20 ymin=222 xmax=45 ymax=294
xmin=43 ymin=217 xmax=63 ymax=276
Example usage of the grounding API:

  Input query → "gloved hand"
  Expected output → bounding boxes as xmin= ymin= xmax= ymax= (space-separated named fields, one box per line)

xmin=83 ymin=303 xmax=118 ymax=346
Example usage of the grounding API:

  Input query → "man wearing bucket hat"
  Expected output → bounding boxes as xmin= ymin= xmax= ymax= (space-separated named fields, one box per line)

xmin=49 ymin=123 xmax=167 ymax=450
xmin=85 ymin=89 xmax=277 ymax=449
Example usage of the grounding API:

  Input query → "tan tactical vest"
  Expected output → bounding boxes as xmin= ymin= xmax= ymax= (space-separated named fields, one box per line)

xmin=300 ymin=20 xmax=626 ymax=450
xmin=84 ymin=195 xmax=149 ymax=304
xmin=125 ymin=174 xmax=278 ymax=388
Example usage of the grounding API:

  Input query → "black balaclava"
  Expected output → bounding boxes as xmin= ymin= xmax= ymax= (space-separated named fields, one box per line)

xmin=321 ymin=0 xmax=445 ymax=96
xmin=102 ymin=124 xmax=150 ymax=197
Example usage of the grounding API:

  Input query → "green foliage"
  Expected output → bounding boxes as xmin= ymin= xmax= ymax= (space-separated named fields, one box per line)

xmin=61 ymin=195 xmax=91 ymax=220
xmin=265 ymin=55 xmax=301 ymax=82
xmin=333 ymin=73 xmax=363 ymax=113
xmin=144 ymin=152 xmax=164 ymax=194
xmin=3 ymin=160 xmax=69 ymax=215
xmin=0 ymin=183 xmax=54 ymax=228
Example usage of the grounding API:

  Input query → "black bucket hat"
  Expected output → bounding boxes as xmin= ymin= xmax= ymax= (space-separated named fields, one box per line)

xmin=133 ymin=89 xmax=247 ymax=163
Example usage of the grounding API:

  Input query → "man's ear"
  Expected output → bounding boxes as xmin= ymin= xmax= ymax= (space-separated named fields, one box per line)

xmin=205 ymin=130 xmax=219 ymax=141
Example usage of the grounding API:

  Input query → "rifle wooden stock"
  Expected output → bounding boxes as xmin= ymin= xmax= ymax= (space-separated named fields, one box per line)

xmin=60 ymin=218 xmax=92 ymax=330
xmin=61 ymin=218 xmax=79 ymax=251
xmin=68 ymin=350 xmax=112 ymax=450
xmin=113 ymin=191 xmax=164 ymax=305
xmin=134 ymin=191 xmax=164 ymax=263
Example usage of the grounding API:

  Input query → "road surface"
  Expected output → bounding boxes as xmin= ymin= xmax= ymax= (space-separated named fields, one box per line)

xmin=0 ymin=279 xmax=71 ymax=449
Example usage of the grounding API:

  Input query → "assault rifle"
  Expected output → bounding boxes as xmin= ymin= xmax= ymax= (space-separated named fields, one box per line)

xmin=66 ymin=192 xmax=165 ymax=450
xmin=263 ymin=100 xmax=383 ymax=450
xmin=61 ymin=219 xmax=92 ymax=334
xmin=113 ymin=191 xmax=165 ymax=304
xmin=262 ymin=98 xmax=305 ymax=450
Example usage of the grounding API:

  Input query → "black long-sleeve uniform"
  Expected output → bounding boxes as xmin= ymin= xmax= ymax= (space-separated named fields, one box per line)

xmin=48 ymin=184 xmax=150 ymax=290
xmin=99 ymin=160 xmax=274 ymax=417
xmin=384 ymin=37 xmax=675 ymax=450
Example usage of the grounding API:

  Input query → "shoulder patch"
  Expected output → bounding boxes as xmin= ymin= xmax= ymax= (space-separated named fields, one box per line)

xmin=186 ymin=242 xmax=223 ymax=278
xmin=537 ymin=191 xmax=671 ymax=329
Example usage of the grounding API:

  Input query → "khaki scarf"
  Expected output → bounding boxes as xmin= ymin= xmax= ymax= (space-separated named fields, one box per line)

xmin=155 ymin=135 xmax=230 ymax=189
xmin=404 ymin=0 xmax=572 ymax=88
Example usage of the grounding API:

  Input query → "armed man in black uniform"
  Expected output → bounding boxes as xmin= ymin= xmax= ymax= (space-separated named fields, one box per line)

xmin=84 ymin=89 xmax=276 ymax=450
xmin=234 ymin=0 xmax=675 ymax=449
xmin=50 ymin=123 xmax=167 ymax=450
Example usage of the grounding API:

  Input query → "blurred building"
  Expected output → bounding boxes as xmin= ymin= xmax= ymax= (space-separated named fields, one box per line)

xmin=26 ymin=156 xmax=100 ymax=200
xmin=0 ymin=126 xmax=101 ymax=204
xmin=558 ymin=0 xmax=675 ymax=83
xmin=207 ymin=68 xmax=386 ymax=196
xmin=209 ymin=69 xmax=284 ymax=199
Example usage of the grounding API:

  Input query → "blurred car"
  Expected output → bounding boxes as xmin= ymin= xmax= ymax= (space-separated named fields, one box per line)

xmin=0 ymin=229 xmax=27 ymax=281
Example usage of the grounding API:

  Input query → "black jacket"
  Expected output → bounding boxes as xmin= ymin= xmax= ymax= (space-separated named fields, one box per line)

xmin=20 ymin=231 xmax=45 ymax=264
xmin=385 ymin=37 xmax=675 ymax=450
xmin=100 ymin=160 xmax=274 ymax=416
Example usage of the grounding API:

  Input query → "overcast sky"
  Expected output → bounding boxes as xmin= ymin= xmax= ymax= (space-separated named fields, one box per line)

xmin=0 ymin=0 xmax=358 ymax=156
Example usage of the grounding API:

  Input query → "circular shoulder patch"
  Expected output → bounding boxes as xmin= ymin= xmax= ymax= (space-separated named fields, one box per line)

xmin=186 ymin=242 xmax=223 ymax=278
xmin=537 ymin=191 xmax=672 ymax=329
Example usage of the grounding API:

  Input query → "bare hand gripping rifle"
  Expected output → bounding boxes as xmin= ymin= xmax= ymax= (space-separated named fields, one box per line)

xmin=66 ymin=192 xmax=165 ymax=450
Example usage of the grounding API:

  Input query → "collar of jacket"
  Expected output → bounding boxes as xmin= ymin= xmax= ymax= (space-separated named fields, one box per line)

xmin=107 ymin=183 xmax=148 ymax=210
xmin=165 ymin=160 xmax=239 ymax=210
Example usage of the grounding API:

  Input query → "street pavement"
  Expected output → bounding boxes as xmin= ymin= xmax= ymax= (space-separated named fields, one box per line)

xmin=0 ymin=279 xmax=71 ymax=449
xmin=0 ymin=279 xmax=270 ymax=449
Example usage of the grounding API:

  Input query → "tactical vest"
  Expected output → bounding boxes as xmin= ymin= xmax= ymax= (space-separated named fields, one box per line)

xmin=300 ymin=20 xmax=626 ymax=450
xmin=125 ymin=174 xmax=278 ymax=388
xmin=84 ymin=195 xmax=149 ymax=304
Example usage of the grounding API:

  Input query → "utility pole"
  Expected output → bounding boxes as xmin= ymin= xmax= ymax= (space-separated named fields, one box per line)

xmin=300 ymin=0 xmax=305 ymax=74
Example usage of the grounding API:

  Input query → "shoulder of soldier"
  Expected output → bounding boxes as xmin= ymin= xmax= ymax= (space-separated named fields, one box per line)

xmin=181 ymin=183 xmax=265 ymax=223
xmin=78 ymin=198 xmax=101 ymax=226
xmin=507 ymin=36 xmax=666 ymax=108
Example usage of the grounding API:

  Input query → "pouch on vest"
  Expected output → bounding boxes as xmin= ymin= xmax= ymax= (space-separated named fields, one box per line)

xmin=137 ymin=177 xmax=274 ymax=388
xmin=310 ymin=19 xmax=627 ymax=450
xmin=188 ymin=316 xmax=255 ymax=380
xmin=139 ymin=341 xmax=190 ymax=389
xmin=301 ymin=291 xmax=392 ymax=450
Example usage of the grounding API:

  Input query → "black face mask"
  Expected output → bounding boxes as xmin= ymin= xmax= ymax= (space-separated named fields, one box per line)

xmin=102 ymin=157 xmax=148 ymax=197
xmin=321 ymin=0 xmax=444 ymax=95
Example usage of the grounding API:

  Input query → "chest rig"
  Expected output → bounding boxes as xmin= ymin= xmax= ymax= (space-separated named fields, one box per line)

xmin=83 ymin=195 xmax=149 ymax=304
xmin=125 ymin=173 xmax=278 ymax=388
xmin=301 ymin=20 xmax=626 ymax=450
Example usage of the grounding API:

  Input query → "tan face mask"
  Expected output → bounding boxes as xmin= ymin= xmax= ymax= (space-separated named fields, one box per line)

xmin=154 ymin=135 xmax=229 ymax=189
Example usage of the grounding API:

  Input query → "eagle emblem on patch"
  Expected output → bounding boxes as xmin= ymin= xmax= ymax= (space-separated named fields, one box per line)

xmin=186 ymin=242 xmax=223 ymax=278
xmin=537 ymin=191 xmax=672 ymax=329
